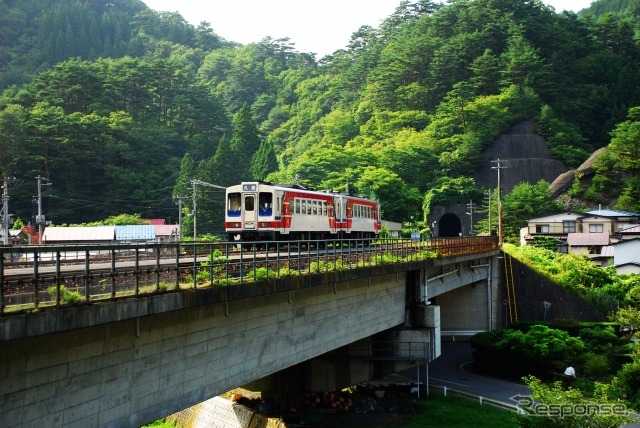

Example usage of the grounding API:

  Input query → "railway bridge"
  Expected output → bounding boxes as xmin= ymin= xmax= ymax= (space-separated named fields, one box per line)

xmin=0 ymin=237 xmax=502 ymax=427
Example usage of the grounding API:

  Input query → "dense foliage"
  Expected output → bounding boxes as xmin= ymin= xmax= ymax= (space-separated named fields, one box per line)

xmin=521 ymin=375 xmax=633 ymax=428
xmin=505 ymin=243 xmax=640 ymax=314
xmin=472 ymin=321 xmax=640 ymax=411
xmin=2 ymin=0 xmax=640 ymax=235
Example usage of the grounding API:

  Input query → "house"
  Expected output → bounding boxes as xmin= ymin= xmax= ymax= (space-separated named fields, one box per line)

xmin=608 ymin=238 xmax=640 ymax=275
xmin=584 ymin=209 xmax=640 ymax=232
xmin=523 ymin=209 xmax=640 ymax=247
xmin=0 ymin=229 xmax=27 ymax=246
xmin=381 ymin=220 xmax=402 ymax=238
xmin=155 ymin=224 xmax=180 ymax=242
xmin=615 ymin=224 xmax=640 ymax=241
xmin=566 ymin=232 xmax=611 ymax=266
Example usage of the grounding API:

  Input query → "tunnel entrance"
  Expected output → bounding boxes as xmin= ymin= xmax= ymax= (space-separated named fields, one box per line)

xmin=438 ymin=213 xmax=462 ymax=237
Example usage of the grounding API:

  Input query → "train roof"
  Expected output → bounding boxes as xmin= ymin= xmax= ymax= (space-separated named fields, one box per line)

xmin=228 ymin=181 xmax=376 ymax=201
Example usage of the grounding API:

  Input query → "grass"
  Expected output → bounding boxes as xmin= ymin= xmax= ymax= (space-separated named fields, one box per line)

xmin=143 ymin=390 xmax=521 ymax=428
xmin=302 ymin=393 xmax=521 ymax=428
xmin=406 ymin=394 xmax=520 ymax=428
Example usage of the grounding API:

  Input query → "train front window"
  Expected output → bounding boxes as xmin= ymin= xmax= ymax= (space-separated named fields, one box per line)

xmin=228 ymin=193 xmax=241 ymax=215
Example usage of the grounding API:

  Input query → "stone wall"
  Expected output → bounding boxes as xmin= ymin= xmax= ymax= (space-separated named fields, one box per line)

xmin=474 ymin=121 xmax=568 ymax=194
xmin=509 ymin=256 xmax=606 ymax=322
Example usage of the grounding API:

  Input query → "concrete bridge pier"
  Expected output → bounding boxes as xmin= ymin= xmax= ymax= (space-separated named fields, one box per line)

xmin=243 ymin=303 xmax=442 ymax=406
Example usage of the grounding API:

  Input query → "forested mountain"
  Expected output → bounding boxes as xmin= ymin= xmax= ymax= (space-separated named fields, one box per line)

xmin=1 ymin=0 xmax=640 ymax=237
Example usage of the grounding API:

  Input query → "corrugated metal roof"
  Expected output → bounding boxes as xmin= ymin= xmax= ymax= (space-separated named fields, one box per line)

xmin=42 ymin=226 xmax=115 ymax=242
xmin=567 ymin=232 xmax=610 ymax=246
xmin=586 ymin=209 xmax=640 ymax=217
xmin=620 ymin=225 xmax=640 ymax=234
xmin=115 ymin=225 xmax=156 ymax=241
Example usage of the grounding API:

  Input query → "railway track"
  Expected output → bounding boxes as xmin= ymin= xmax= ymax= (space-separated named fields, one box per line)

xmin=0 ymin=237 xmax=499 ymax=314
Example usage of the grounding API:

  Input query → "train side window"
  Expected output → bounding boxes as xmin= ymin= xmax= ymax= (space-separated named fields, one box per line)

xmin=259 ymin=192 xmax=273 ymax=215
xmin=312 ymin=201 xmax=318 ymax=215
xmin=295 ymin=199 xmax=300 ymax=214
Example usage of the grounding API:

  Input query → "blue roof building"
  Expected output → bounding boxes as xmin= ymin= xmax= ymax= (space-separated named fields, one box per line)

xmin=115 ymin=225 xmax=156 ymax=242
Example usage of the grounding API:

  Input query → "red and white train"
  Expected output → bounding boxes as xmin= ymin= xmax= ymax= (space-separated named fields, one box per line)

xmin=225 ymin=182 xmax=381 ymax=242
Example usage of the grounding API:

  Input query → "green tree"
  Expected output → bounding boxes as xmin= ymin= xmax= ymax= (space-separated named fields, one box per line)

xmin=230 ymin=104 xmax=262 ymax=180
xmin=0 ymin=104 xmax=28 ymax=176
xmin=250 ymin=139 xmax=278 ymax=181
xmin=499 ymin=180 xmax=562 ymax=240
xmin=355 ymin=166 xmax=422 ymax=222
xmin=521 ymin=375 xmax=632 ymax=428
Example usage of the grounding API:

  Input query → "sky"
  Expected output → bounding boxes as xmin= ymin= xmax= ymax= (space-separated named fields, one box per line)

xmin=142 ymin=0 xmax=594 ymax=58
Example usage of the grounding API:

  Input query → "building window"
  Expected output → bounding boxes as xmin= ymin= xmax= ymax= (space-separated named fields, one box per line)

xmin=563 ymin=221 xmax=576 ymax=233
xmin=589 ymin=224 xmax=604 ymax=233
xmin=535 ymin=224 xmax=549 ymax=233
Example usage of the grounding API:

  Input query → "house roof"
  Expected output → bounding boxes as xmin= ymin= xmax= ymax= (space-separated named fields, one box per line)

xmin=567 ymin=232 xmax=610 ymax=246
xmin=612 ymin=237 xmax=640 ymax=246
xmin=619 ymin=225 xmax=640 ymax=234
xmin=115 ymin=225 xmax=155 ymax=241
xmin=42 ymin=226 xmax=115 ymax=242
xmin=527 ymin=212 xmax=584 ymax=223
xmin=144 ymin=218 xmax=166 ymax=225
xmin=585 ymin=209 xmax=640 ymax=218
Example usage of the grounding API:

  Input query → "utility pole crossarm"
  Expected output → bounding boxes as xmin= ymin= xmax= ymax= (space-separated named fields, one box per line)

xmin=189 ymin=179 xmax=227 ymax=240
xmin=190 ymin=179 xmax=227 ymax=190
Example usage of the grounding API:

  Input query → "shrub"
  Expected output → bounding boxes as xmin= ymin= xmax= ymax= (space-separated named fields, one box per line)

xmin=47 ymin=285 xmax=84 ymax=305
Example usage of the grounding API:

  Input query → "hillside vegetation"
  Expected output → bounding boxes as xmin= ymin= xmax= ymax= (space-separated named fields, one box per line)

xmin=1 ymin=0 xmax=640 ymax=236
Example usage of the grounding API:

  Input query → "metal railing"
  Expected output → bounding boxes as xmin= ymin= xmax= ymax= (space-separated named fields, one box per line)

xmin=0 ymin=236 xmax=498 ymax=314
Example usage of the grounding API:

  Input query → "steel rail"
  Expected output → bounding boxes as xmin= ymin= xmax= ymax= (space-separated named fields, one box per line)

xmin=0 ymin=236 xmax=498 ymax=314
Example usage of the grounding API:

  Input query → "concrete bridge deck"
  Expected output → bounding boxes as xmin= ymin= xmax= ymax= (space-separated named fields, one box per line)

xmin=0 ymin=239 xmax=500 ymax=427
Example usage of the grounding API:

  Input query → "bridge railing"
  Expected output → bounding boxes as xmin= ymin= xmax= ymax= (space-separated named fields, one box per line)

xmin=0 ymin=236 xmax=498 ymax=315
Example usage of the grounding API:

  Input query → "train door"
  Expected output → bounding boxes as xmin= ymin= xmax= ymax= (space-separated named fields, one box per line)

xmin=243 ymin=193 xmax=257 ymax=230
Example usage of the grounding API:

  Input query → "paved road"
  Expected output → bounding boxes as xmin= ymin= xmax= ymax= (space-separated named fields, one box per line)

xmin=420 ymin=341 xmax=530 ymax=405
xmin=399 ymin=341 xmax=639 ymax=427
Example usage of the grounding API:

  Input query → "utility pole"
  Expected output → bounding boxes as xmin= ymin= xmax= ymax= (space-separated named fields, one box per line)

xmin=466 ymin=200 xmax=477 ymax=236
xmin=2 ymin=177 xmax=15 ymax=245
xmin=189 ymin=179 xmax=227 ymax=240
xmin=491 ymin=159 xmax=508 ymax=247
xmin=485 ymin=189 xmax=492 ymax=236
xmin=35 ymin=176 xmax=51 ymax=243
xmin=191 ymin=183 xmax=197 ymax=240
xmin=173 ymin=195 xmax=188 ymax=241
